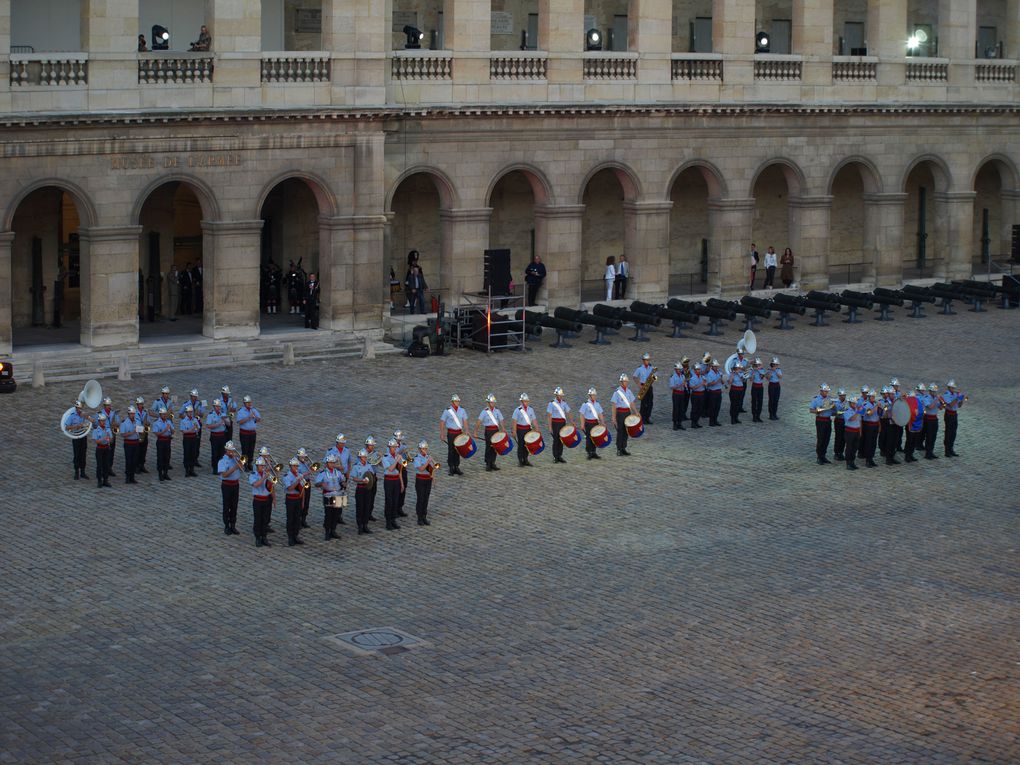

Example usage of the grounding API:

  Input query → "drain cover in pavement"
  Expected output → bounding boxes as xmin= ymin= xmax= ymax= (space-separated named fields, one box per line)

xmin=325 ymin=627 xmax=425 ymax=656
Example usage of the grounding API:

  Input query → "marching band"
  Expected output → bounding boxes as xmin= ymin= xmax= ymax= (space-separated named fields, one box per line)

xmin=58 ymin=332 xmax=969 ymax=550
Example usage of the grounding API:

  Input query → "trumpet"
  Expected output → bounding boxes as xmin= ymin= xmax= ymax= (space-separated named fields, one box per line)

xmin=428 ymin=460 xmax=442 ymax=475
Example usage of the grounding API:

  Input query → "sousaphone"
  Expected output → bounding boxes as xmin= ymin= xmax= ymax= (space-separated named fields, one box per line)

xmin=59 ymin=379 xmax=103 ymax=438
xmin=724 ymin=331 xmax=757 ymax=375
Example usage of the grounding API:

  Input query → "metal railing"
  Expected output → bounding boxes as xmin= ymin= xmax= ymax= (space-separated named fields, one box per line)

xmin=828 ymin=262 xmax=869 ymax=286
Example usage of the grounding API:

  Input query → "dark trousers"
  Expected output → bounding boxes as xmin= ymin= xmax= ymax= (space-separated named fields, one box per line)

xmin=862 ymin=424 xmax=879 ymax=461
xmin=484 ymin=427 xmax=498 ymax=468
xmin=843 ymin=429 xmax=860 ymax=467
xmin=737 ymin=384 xmax=747 ymax=412
xmin=614 ymin=275 xmax=628 ymax=299
xmin=221 ymin=482 xmax=239 ymax=528
xmin=209 ymin=432 xmax=226 ymax=473
xmin=906 ymin=428 xmax=922 ymax=460
xmin=183 ymin=435 xmax=199 ymax=470
xmin=689 ymin=393 xmax=704 ymax=427
xmin=750 ymin=385 xmax=764 ymax=421
xmin=708 ymin=390 xmax=722 ymax=425
xmin=286 ymin=496 xmax=302 ymax=541
xmin=446 ymin=432 xmax=461 ymax=470
xmin=73 ymin=436 xmax=87 ymax=475
xmin=672 ymin=391 xmax=685 ymax=428
xmin=728 ymin=388 xmax=743 ymax=424
xmin=138 ymin=437 xmax=149 ymax=471
xmin=923 ymin=417 xmax=939 ymax=457
xmin=355 ymin=488 xmax=370 ymax=528
xmin=516 ymin=425 xmax=530 ymax=465
xmin=95 ymin=446 xmax=110 ymax=484
xmin=639 ymin=387 xmax=653 ymax=423
xmin=123 ymin=441 xmax=138 ymax=481
xmin=323 ymin=497 xmax=341 ymax=535
xmin=415 ymin=477 xmax=432 ymax=520
xmin=833 ymin=419 xmax=846 ymax=458
xmin=239 ymin=431 xmax=256 ymax=466
xmin=764 ymin=265 xmax=776 ymax=287
xmin=384 ymin=480 xmax=401 ymax=523
xmin=768 ymin=383 xmax=781 ymax=419
xmin=749 ymin=265 xmax=757 ymax=289
xmin=815 ymin=420 xmax=832 ymax=460
xmin=615 ymin=410 xmax=629 ymax=453
xmin=944 ymin=413 xmax=958 ymax=453
xmin=156 ymin=439 xmax=171 ymax=476
xmin=584 ymin=420 xmax=597 ymax=456
xmin=398 ymin=467 xmax=407 ymax=512
xmin=551 ymin=420 xmax=565 ymax=460
xmin=252 ymin=497 xmax=271 ymax=539
xmin=883 ymin=423 xmax=903 ymax=460
xmin=302 ymin=486 xmax=312 ymax=523
xmin=369 ymin=476 xmax=378 ymax=516
xmin=526 ymin=282 xmax=540 ymax=307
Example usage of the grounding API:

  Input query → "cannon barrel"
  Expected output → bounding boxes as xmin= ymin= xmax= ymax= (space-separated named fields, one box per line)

xmin=952 ymin=279 xmax=1007 ymax=295
xmin=740 ymin=295 xmax=774 ymax=310
xmin=629 ymin=301 xmax=699 ymax=324
xmin=591 ymin=303 xmax=662 ymax=327
xmin=765 ymin=293 xmax=808 ymax=315
xmin=899 ymin=285 xmax=938 ymax=304
xmin=669 ymin=297 xmax=737 ymax=320
xmin=806 ymin=291 xmax=845 ymax=310
xmin=870 ymin=288 xmax=906 ymax=306
xmin=553 ymin=306 xmax=623 ymax=330
xmin=949 ymin=279 xmax=999 ymax=296
xmin=738 ymin=302 xmax=772 ymax=318
xmin=839 ymin=289 xmax=876 ymax=309
xmin=517 ymin=310 xmax=582 ymax=333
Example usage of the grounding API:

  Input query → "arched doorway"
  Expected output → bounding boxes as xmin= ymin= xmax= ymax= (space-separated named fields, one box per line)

xmin=668 ymin=166 xmax=713 ymax=295
xmin=903 ymin=160 xmax=948 ymax=278
xmin=388 ymin=172 xmax=444 ymax=312
xmin=488 ymin=170 xmax=538 ymax=303
xmin=581 ymin=168 xmax=628 ymax=301
xmin=829 ymin=161 xmax=880 ymax=284
xmin=972 ymin=158 xmax=1016 ymax=270
xmin=751 ymin=163 xmax=795 ymax=287
xmin=10 ymin=187 xmax=85 ymax=346
xmin=137 ymin=181 xmax=206 ymax=338
xmin=259 ymin=178 xmax=321 ymax=328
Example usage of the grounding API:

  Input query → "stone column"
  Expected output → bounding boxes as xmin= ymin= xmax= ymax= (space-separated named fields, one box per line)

xmin=446 ymin=0 xmax=490 ymax=84
xmin=940 ymin=0 xmax=976 ymax=85
xmin=440 ymin=209 xmax=492 ymax=303
xmin=863 ymin=193 xmax=907 ymax=286
xmin=351 ymin=215 xmax=388 ymax=333
xmin=1007 ymin=0 xmax=1020 ymax=60
xmin=201 ymin=220 xmax=262 ymax=340
xmin=934 ymin=191 xmax=976 ymax=280
xmin=713 ymin=0 xmax=756 ymax=85
xmin=540 ymin=0 xmax=583 ymax=85
xmin=788 ymin=195 xmax=832 ymax=291
xmin=623 ymin=201 xmax=673 ymax=300
xmin=534 ymin=204 xmax=585 ymax=309
xmin=793 ymin=0 xmax=834 ymax=85
xmin=323 ymin=0 xmax=387 ymax=105
xmin=0 ymin=231 xmax=13 ymax=354
xmin=0 ymin=0 xmax=9 ymax=54
xmin=78 ymin=225 xmax=142 ymax=348
xmin=81 ymin=0 xmax=138 ymax=98
xmin=708 ymin=198 xmax=754 ymax=295
xmin=630 ymin=0 xmax=672 ymax=86
xmin=867 ymin=0 xmax=907 ymax=86
xmin=317 ymin=216 xmax=354 ymax=331
xmin=206 ymin=0 xmax=261 ymax=99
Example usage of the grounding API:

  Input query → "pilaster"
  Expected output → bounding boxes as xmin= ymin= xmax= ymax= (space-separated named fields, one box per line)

xmin=1008 ymin=0 xmax=1020 ymax=60
xmin=623 ymin=200 xmax=673 ymax=300
xmin=324 ymin=0 xmax=387 ymax=105
xmin=77 ymin=225 xmax=142 ymax=348
xmin=447 ymin=0 xmax=490 ymax=85
xmin=940 ymin=0 xmax=976 ymax=85
xmin=713 ymin=0 xmax=755 ymax=84
xmin=788 ymin=195 xmax=832 ymax=291
xmin=868 ymin=0 xmax=907 ymax=86
xmin=793 ymin=0 xmax=834 ymax=85
xmin=934 ymin=191 xmax=977 ymax=280
xmin=863 ymin=193 xmax=907 ymax=286
xmin=201 ymin=220 xmax=262 ymax=340
xmin=440 ymin=208 xmax=492 ymax=302
xmin=534 ymin=204 xmax=585 ymax=309
xmin=630 ymin=0 xmax=672 ymax=86
xmin=206 ymin=0 xmax=261 ymax=99
xmin=0 ymin=231 xmax=13 ymax=354
xmin=540 ymin=0 xmax=583 ymax=84
xmin=708 ymin=198 xmax=755 ymax=295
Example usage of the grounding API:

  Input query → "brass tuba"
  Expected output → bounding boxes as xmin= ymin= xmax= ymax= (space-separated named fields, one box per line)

xmin=636 ymin=367 xmax=658 ymax=400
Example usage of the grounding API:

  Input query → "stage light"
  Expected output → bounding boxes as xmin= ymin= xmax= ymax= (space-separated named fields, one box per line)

xmin=403 ymin=25 xmax=424 ymax=49
xmin=585 ymin=28 xmax=602 ymax=51
xmin=755 ymin=31 xmax=770 ymax=53
xmin=152 ymin=25 xmax=170 ymax=50
xmin=0 ymin=360 xmax=16 ymax=393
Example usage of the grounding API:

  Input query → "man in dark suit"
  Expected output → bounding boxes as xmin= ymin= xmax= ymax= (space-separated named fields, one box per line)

xmin=179 ymin=262 xmax=193 ymax=314
xmin=304 ymin=272 xmax=320 ymax=329
xmin=192 ymin=262 xmax=203 ymax=312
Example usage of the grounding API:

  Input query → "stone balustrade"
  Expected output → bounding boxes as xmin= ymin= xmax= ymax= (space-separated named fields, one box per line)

xmin=832 ymin=57 xmax=878 ymax=81
xmin=392 ymin=51 xmax=453 ymax=80
xmin=490 ymin=53 xmax=548 ymax=80
xmin=906 ymin=59 xmax=949 ymax=82
xmin=138 ymin=54 xmax=215 ymax=85
xmin=261 ymin=53 xmax=331 ymax=83
xmin=974 ymin=61 xmax=1016 ymax=83
xmin=754 ymin=56 xmax=803 ymax=81
xmin=582 ymin=53 xmax=638 ymax=80
xmin=671 ymin=54 xmax=724 ymax=81
xmin=9 ymin=54 xmax=88 ymax=86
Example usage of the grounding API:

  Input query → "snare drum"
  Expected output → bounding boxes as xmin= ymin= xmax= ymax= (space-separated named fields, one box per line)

xmin=624 ymin=413 xmax=644 ymax=438
xmin=524 ymin=430 xmax=545 ymax=455
xmin=491 ymin=431 xmax=514 ymax=456
xmin=590 ymin=424 xmax=612 ymax=448
xmin=453 ymin=434 xmax=477 ymax=459
xmin=558 ymin=425 xmax=581 ymax=448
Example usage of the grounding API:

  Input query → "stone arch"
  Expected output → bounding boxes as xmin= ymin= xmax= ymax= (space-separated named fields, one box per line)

xmin=3 ymin=178 xmax=98 ymax=231
xmin=971 ymin=153 xmax=1019 ymax=266
xmin=131 ymin=173 xmax=221 ymax=224
xmin=485 ymin=163 xmax=553 ymax=207
xmin=665 ymin=159 xmax=728 ymax=200
xmin=748 ymin=157 xmax=807 ymax=198
xmin=970 ymin=152 xmax=1020 ymax=190
xmin=386 ymin=165 xmax=459 ymax=212
xmin=899 ymin=154 xmax=952 ymax=193
xmin=253 ymin=170 xmax=339 ymax=219
xmin=577 ymin=161 xmax=642 ymax=205
xmin=826 ymin=155 xmax=884 ymax=195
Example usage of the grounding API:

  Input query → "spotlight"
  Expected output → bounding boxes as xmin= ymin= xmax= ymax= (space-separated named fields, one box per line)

xmin=403 ymin=25 xmax=424 ymax=49
xmin=151 ymin=25 xmax=170 ymax=50
xmin=0 ymin=359 xmax=15 ymax=393
xmin=755 ymin=31 xmax=770 ymax=53
xmin=907 ymin=28 xmax=927 ymax=54
xmin=585 ymin=28 xmax=602 ymax=51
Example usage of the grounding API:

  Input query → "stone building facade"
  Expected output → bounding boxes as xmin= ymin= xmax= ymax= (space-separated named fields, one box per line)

xmin=0 ymin=0 xmax=1018 ymax=353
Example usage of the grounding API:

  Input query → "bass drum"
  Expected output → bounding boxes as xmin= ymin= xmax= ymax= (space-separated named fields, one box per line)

xmin=890 ymin=398 xmax=911 ymax=427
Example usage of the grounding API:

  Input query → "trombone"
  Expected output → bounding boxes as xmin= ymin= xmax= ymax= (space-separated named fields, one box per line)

xmin=301 ymin=461 xmax=322 ymax=489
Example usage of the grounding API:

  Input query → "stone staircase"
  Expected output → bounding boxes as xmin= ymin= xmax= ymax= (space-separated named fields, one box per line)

xmin=12 ymin=331 xmax=401 ymax=384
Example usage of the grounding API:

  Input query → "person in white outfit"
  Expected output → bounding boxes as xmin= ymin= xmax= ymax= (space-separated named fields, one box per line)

xmin=763 ymin=246 xmax=778 ymax=288
xmin=604 ymin=256 xmax=617 ymax=301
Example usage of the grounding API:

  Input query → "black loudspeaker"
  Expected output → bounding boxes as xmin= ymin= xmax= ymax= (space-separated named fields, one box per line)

xmin=484 ymin=249 xmax=512 ymax=295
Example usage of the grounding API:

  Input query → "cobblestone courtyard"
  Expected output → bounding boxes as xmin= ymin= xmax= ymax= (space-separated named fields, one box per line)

xmin=2 ymin=305 xmax=1018 ymax=764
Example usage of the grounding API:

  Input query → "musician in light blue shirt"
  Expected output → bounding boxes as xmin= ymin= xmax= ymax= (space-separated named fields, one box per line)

xmin=941 ymin=380 xmax=965 ymax=457
xmin=217 ymin=441 xmax=243 ymax=535
xmin=767 ymin=357 xmax=783 ymax=420
xmin=236 ymin=395 xmax=261 ymax=466
xmin=669 ymin=362 xmax=687 ymax=431
xmin=66 ymin=400 xmax=90 ymax=480
xmin=249 ymin=457 xmax=273 ymax=547
xmin=92 ymin=413 xmax=113 ymax=487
